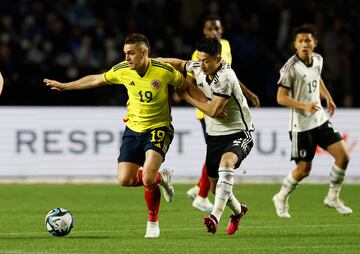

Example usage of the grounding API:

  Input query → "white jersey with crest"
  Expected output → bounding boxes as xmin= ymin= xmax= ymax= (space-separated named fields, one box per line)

xmin=278 ymin=53 xmax=328 ymax=132
xmin=186 ymin=59 xmax=254 ymax=136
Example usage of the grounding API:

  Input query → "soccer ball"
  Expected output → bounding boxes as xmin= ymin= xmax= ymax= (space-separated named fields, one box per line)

xmin=45 ymin=208 xmax=74 ymax=237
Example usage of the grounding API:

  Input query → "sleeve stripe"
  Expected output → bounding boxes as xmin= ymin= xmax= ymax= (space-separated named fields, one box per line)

xmin=152 ymin=63 xmax=174 ymax=73
xmin=151 ymin=60 xmax=175 ymax=73
xmin=213 ymin=92 xmax=230 ymax=98
xmin=103 ymin=73 xmax=111 ymax=84
xmin=283 ymin=55 xmax=298 ymax=73
xmin=114 ymin=63 xmax=129 ymax=71
xmin=184 ymin=61 xmax=189 ymax=73
xmin=278 ymin=84 xmax=290 ymax=89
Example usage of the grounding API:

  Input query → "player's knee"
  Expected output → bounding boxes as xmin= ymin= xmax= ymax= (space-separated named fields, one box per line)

xmin=117 ymin=176 xmax=134 ymax=186
xmin=220 ymin=153 xmax=238 ymax=168
xmin=117 ymin=177 xmax=127 ymax=186
xmin=142 ymin=175 xmax=155 ymax=186
xmin=301 ymin=170 xmax=310 ymax=178
xmin=295 ymin=163 xmax=312 ymax=179
xmin=337 ymin=152 xmax=350 ymax=169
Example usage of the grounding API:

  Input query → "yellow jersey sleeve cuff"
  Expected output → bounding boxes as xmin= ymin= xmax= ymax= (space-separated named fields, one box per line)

xmin=195 ymin=108 xmax=205 ymax=120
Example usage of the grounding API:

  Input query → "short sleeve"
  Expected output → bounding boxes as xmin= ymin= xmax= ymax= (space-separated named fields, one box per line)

xmin=319 ymin=55 xmax=323 ymax=74
xmin=277 ymin=65 xmax=292 ymax=89
xmin=103 ymin=62 xmax=125 ymax=85
xmin=169 ymin=69 xmax=184 ymax=89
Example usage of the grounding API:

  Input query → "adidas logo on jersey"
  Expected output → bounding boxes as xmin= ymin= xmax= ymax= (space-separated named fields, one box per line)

xmin=233 ymin=138 xmax=243 ymax=146
xmin=129 ymin=81 xmax=135 ymax=86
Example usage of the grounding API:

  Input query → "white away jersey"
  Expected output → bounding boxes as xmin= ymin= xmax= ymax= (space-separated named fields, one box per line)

xmin=278 ymin=53 xmax=328 ymax=132
xmin=186 ymin=59 xmax=254 ymax=136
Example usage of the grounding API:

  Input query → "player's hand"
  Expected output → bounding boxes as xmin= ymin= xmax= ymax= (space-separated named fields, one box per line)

xmin=43 ymin=79 xmax=66 ymax=91
xmin=248 ymin=92 xmax=260 ymax=108
xmin=217 ymin=105 xmax=228 ymax=119
xmin=304 ymin=102 xmax=320 ymax=113
xmin=326 ymin=99 xmax=336 ymax=118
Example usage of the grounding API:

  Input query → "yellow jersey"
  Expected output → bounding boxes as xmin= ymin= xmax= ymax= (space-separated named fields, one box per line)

xmin=192 ymin=39 xmax=232 ymax=119
xmin=104 ymin=59 xmax=184 ymax=132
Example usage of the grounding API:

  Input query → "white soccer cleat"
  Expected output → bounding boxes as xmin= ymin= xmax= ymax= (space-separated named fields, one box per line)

xmin=192 ymin=195 xmax=213 ymax=212
xmin=186 ymin=185 xmax=199 ymax=200
xmin=324 ymin=196 xmax=353 ymax=215
xmin=159 ymin=168 xmax=174 ymax=202
xmin=272 ymin=193 xmax=291 ymax=218
xmin=145 ymin=221 xmax=160 ymax=238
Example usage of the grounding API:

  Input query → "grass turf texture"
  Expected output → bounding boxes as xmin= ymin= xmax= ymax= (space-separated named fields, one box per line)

xmin=0 ymin=184 xmax=359 ymax=254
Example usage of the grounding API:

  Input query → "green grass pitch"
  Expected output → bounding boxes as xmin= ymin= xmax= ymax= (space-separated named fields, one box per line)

xmin=0 ymin=183 xmax=359 ymax=253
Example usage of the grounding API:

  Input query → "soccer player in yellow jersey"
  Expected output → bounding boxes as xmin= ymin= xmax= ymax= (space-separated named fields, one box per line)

xmin=43 ymin=33 xmax=205 ymax=238
xmin=186 ymin=15 xmax=260 ymax=212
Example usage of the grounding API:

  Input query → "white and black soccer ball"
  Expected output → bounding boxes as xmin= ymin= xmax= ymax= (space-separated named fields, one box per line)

xmin=45 ymin=208 xmax=74 ymax=237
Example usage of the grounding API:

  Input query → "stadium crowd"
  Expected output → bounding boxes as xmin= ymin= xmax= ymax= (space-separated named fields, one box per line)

xmin=0 ymin=0 xmax=359 ymax=107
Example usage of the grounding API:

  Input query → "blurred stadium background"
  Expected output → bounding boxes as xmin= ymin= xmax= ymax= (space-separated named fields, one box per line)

xmin=0 ymin=0 xmax=359 ymax=182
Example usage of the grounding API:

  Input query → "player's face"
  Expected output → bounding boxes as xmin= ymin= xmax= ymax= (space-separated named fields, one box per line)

xmin=197 ymin=51 xmax=221 ymax=76
xmin=293 ymin=33 xmax=317 ymax=60
xmin=203 ymin=20 xmax=223 ymax=41
xmin=124 ymin=43 xmax=148 ymax=71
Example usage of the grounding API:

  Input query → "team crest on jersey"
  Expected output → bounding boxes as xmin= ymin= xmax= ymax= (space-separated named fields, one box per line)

xmin=151 ymin=80 xmax=161 ymax=89
xmin=299 ymin=149 xmax=307 ymax=158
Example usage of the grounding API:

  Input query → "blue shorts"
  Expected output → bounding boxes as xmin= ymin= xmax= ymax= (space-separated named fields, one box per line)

xmin=118 ymin=125 xmax=174 ymax=166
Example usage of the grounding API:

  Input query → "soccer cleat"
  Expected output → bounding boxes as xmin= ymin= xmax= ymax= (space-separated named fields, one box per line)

xmin=272 ymin=193 xmax=291 ymax=218
xmin=192 ymin=196 xmax=213 ymax=212
xmin=226 ymin=204 xmax=248 ymax=235
xmin=204 ymin=214 xmax=218 ymax=234
xmin=324 ymin=196 xmax=353 ymax=215
xmin=145 ymin=221 xmax=160 ymax=238
xmin=159 ymin=168 xmax=174 ymax=202
xmin=186 ymin=185 xmax=199 ymax=200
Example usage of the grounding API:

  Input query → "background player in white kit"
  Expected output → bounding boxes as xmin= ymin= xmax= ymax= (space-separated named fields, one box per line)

xmin=158 ymin=37 xmax=254 ymax=235
xmin=273 ymin=24 xmax=352 ymax=218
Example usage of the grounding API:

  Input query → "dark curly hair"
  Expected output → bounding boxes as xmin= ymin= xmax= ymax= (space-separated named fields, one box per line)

xmin=195 ymin=38 xmax=222 ymax=57
xmin=292 ymin=24 xmax=318 ymax=40
xmin=203 ymin=14 xmax=221 ymax=24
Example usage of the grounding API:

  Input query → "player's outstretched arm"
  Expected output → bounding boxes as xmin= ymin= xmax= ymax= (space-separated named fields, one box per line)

xmin=156 ymin=57 xmax=187 ymax=72
xmin=43 ymin=74 xmax=106 ymax=91
xmin=239 ymin=81 xmax=260 ymax=107
xmin=277 ymin=86 xmax=319 ymax=113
